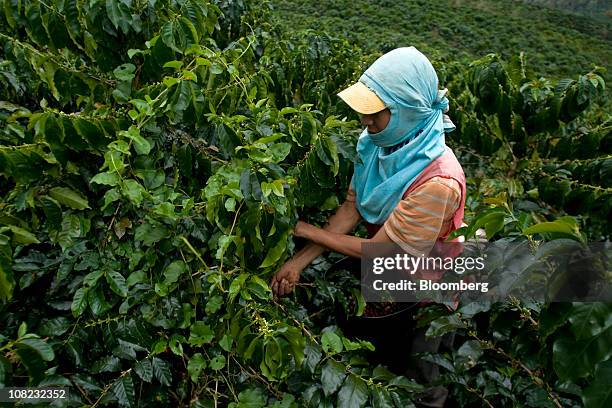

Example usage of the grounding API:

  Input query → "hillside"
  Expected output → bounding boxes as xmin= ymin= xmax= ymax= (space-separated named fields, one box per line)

xmin=271 ymin=0 xmax=611 ymax=80
xmin=524 ymin=0 xmax=611 ymax=18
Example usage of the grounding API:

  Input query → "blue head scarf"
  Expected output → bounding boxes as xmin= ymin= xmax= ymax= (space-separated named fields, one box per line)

xmin=352 ymin=47 xmax=456 ymax=224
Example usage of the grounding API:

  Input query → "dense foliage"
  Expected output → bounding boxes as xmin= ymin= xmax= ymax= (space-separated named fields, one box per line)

xmin=0 ymin=0 xmax=611 ymax=407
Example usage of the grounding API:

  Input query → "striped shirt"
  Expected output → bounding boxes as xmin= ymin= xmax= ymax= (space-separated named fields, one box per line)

xmin=348 ymin=176 xmax=461 ymax=256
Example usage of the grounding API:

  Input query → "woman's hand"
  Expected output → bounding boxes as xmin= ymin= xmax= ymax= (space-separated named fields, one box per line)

xmin=293 ymin=220 xmax=315 ymax=239
xmin=270 ymin=258 xmax=304 ymax=296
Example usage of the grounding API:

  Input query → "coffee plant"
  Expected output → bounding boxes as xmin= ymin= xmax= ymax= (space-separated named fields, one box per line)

xmin=1 ymin=0 xmax=610 ymax=407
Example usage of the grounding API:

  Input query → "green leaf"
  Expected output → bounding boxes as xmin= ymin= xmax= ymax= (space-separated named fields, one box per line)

xmin=0 ymin=252 xmax=14 ymax=302
xmin=523 ymin=216 xmax=584 ymax=242
xmin=271 ymin=180 xmax=284 ymax=197
xmin=583 ymin=358 xmax=612 ymax=408
xmin=261 ymin=181 xmax=272 ymax=197
xmin=88 ymin=285 xmax=110 ymax=316
xmin=121 ymin=126 xmax=151 ymax=155
xmin=16 ymin=338 xmax=55 ymax=362
xmin=71 ymin=287 xmax=88 ymax=317
xmin=236 ymin=388 xmax=266 ymax=407
xmin=259 ymin=233 xmax=287 ymax=268
xmin=92 ymin=356 xmax=121 ymax=373
xmin=168 ymin=335 xmax=184 ymax=356
xmin=205 ymin=295 xmax=223 ymax=314
xmin=209 ymin=354 xmax=226 ymax=370
xmin=15 ymin=346 xmax=45 ymax=383
xmin=269 ymin=394 xmax=297 ymax=408
xmin=539 ymin=303 xmax=573 ymax=339
xmin=39 ymin=317 xmax=71 ymax=337
xmin=111 ymin=374 xmax=135 ymax=408
xmin=321 ymin=332 xmax=343 ymax=354
xmin=3 ymin=0 xmax=17 ymax=29
xmin=128 ymin=49 xmax=142 ymax=59
xmin=18 ymin=322 xmax=27 ymax=338
xmin=189 ymin=321 xmax=214 ymax=346
xmin=83 ymin=269 xmax=104 ymax=287
xmin=163 ymin=260 xmax=187 ymax=285
xmin=152 ymin=357 xmax=172 ymax=386
xmin=114 ymin=63 xmax=136 ymax=82
xmin=161 ymin=21 xmax=180 ymax=53
xmin=210 ymin=62 xmax=224 ymax=75
xmin=426 ymin=315 xmax=466 ymax=337
xmin=371 ymin=388 xmax=394 ymax=408
xmin=163 ymin=60 xmax=183 ymax=70
xmin=569 ymin=303 xmax=612 ymax=340
xmin=106 ymin=0 xmax=132 ymax=34
xmin=64 ymin=0 xmax=82 ymax=43
xmin=49 ymin=187 xmax=90 ymax=210
xmin=122 ymin=179 xmax=146 ymax=207
xmin=103 ymin=188 xmax=122 ymax=210
xmin=134 ymin=360 xmax=153 ymax=382
xmin=0 ymin=355 xmax=9 ymax=385
xmin=153 ymin=202 xmax=176 ymax=219
xmin=134 ymin=221 xmax=168 ymax=246
xmin=220 ymin=334 xmax=233 ymax=352
xmin=553 ymin=325 xmax=612 ymax=381
xmin=228 ymin=273 xmax=249 ymax=302
xmin=337 ymin=375 xmax=368 ymax=408
xmin=387 ymin=376 xmax=423 ymax=391
xmin=7 ymin=225 xmax=39 ymax=245
xmin=463 ymin=207 xmax=507 ymax=240
xmin=74 ymin=118 xmax=108 ymax=150
xmin=151 ymin=340 xmax=167 ymax=355
xmin=324 ymin=137 xmax=339 ymax=175
xmin=39 ymin=196 xmax=62 ymax=227
xmin=106 ymin=271 xmax=128 ymax=297
xmin=321 ymin=360 xmax=346 ymax=396
xmin=127 ymin=271 xmax=146 ymax=287
xmin=51 ymin=213 xmax=87 ymax=251
xmin=268 ymin=143 xmax=291 ymax=162
xmin=455 ymin=340 xmax=483 ymax=371
xmin=304 ymin=342 xmax=322 ymax=374
xmin=247 ymin=275 xmax=272 ymax=300
xmin=113 ymin=339 xmax=147 ymax=360
xmin=187 ymin=353 xmax=206 ymax=383
xmin=91 ymin=172 xmax=121 ymax=186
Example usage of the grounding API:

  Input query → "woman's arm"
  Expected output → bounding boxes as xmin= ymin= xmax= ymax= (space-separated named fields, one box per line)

xmin=294 ymin=219 xmax=392 ymax=258
xmin=270 ymin=197 xmax=362 ymax=296
xmin=292 ymin=198 xmax=362 ymax=265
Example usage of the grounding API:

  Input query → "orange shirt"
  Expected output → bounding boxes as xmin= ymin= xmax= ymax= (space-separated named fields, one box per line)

xmin=348 ymin=176 xmax=461 ymax=256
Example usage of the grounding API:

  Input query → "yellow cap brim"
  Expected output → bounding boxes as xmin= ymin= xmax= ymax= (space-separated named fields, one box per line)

xmin=337 ymin=82 xmax=386 ymax=114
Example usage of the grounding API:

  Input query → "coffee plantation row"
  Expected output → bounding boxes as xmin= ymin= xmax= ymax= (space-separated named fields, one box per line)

xmin=1 ymin=0 xmax=610 ymax=407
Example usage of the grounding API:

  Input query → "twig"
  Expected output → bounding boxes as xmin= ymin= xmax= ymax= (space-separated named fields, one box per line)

xmin=473 ymin=334 xmax=563 ymax=408
xmin=230 ymin=356 xmax=283 ymax=400
xmin=91 ymin=368 xmax=133 ymax=408
xmin=180 ymin=248 xmax=199 ymax=320
xmin=464 ymin=385 xmax=495 ymax=408
xmin=272 ymin=299 xmax=319 ymax=345
xmin=214 ymin=379 xmax=218 ymax=408
xmin=71 ymin=380 xmax=94 ymax=405
xmin=219 ymin=201 xmax=244 ymax=273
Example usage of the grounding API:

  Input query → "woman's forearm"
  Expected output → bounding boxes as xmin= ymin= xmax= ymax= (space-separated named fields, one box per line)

xmin=302 ymin=228 xmax=366 ymax=258
xmin=325 ymin=198 xmax=362 ymax=234
xmin=297 ymin=216 xmax=393 ymax=259
xmin=290 ymin=199 xmax=361 ymax=268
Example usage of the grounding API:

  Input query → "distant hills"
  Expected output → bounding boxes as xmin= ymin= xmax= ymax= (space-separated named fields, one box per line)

xmin=524 ymin=0 xmax=611 ymax=18
xmin=271 ymin=0 xmax=611 ymax=80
